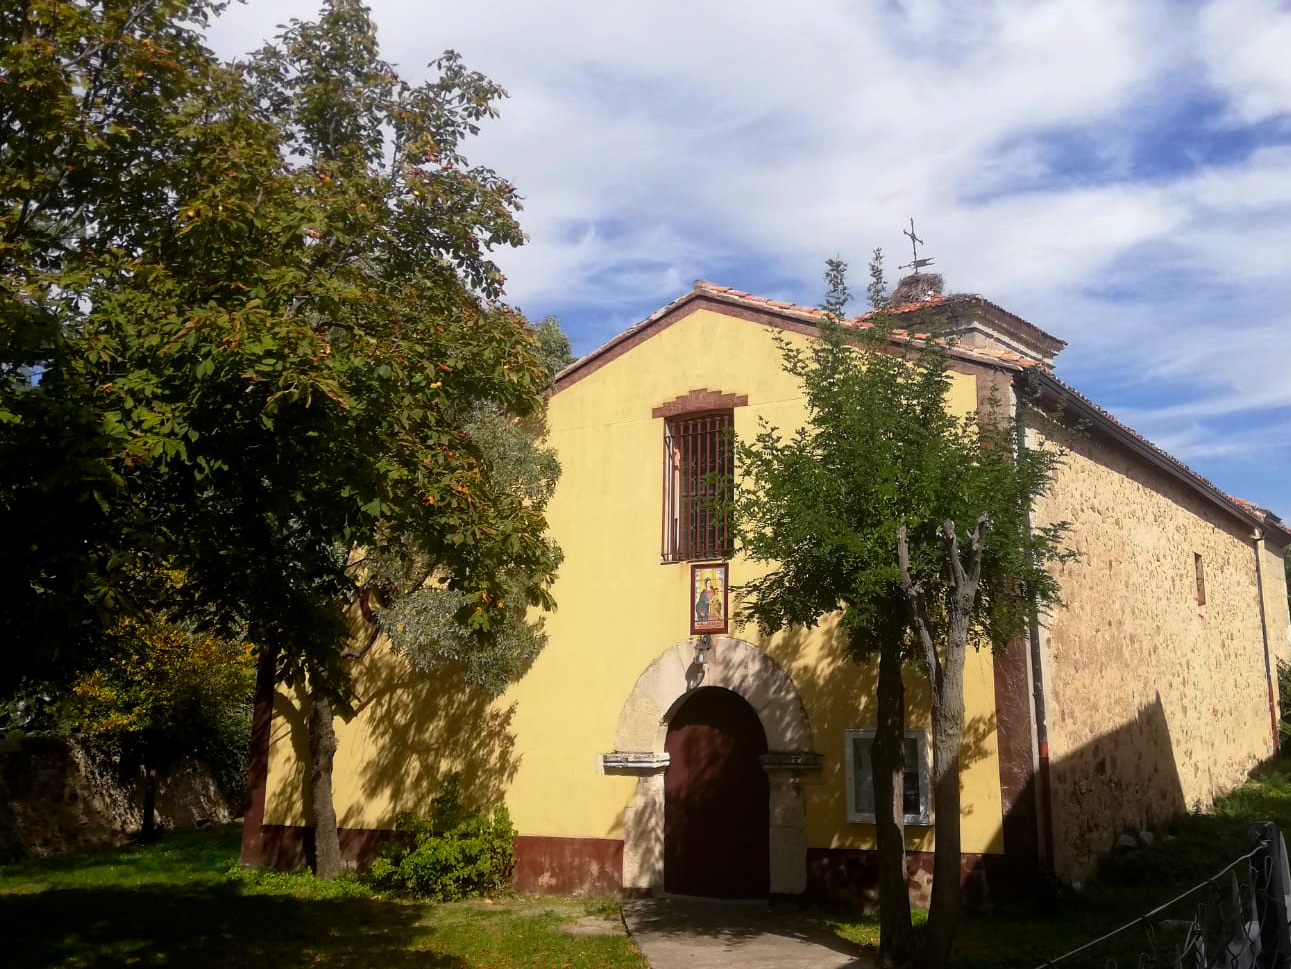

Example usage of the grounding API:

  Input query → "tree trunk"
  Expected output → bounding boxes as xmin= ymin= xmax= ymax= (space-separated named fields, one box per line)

xmin=899 ymin=518 xmax=989 ymax=969
xmin=922 ymin=632 xmax=968 ymax=968
xmin=872 ymin=641 xmax=914 ymax=968
xmin=240 ymin=645 xmax=278 ymax=866
xmin=140 ymin=756 xmax=158 ymax=841
xmin=308 ymin=694 xmax=342 ymax=879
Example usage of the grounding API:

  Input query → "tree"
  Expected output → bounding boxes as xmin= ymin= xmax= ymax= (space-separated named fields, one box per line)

xmin=532 ymin=315 xmax=576 ymax=380
xmin=3 ymin=0 xmax=559 ymax=877
xmin=735 ymin=258 xmax=1068 ymax=968
xmin=1 ymin=0 xmax=243 ymax=695
xmin=64 ymin=600 xmax=255 ymax=839
xmin=305 ymin=309 xmax=568 ymax=878
xmin=373 ymin=331 xmax=567 ymax=694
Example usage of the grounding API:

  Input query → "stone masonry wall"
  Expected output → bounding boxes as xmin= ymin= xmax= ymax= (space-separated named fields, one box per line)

xmin=1260 ymin=540 xmax=1290 ymax=669
xmin=1031 ymin=420 xmax=1278 ymax=881
xmin=0 ymin=736 xmax=233 ymax=861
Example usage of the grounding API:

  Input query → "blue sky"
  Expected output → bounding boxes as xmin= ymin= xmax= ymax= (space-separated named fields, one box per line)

xmin=210 ymin=0 xmax=1291 ymax=517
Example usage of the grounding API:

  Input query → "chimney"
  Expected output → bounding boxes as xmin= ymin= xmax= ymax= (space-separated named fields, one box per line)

xmin=886 ymin=273 xmax=944 ymax=306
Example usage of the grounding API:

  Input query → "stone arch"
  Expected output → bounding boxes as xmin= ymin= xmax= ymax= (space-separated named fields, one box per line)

xmin=602 ymin=636 xmax=822 ymax=895
xmin=612 ymin=636 xmax=812 ymax=752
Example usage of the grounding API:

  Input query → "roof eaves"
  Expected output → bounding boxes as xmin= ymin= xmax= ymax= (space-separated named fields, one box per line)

xmin=1030 ymin=371 xmax=1291 ymax=543
xmin=552 ymin=289 xmax=703 ymax=387
xmin=554 ymin=281 xmax=1043 ymax=391
xmin=966 ymin=295 xmax=1068 ymax=351
xmin=697 ymin=283 xmax=1039 ymax=371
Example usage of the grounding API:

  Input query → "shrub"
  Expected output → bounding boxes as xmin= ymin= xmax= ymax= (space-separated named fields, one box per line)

xmin=1279 ymin=660 xmax=1291 ymax=751
xmin=63 ymin=611 xmax=255 ymax=805
xmin=367 ymin=778 xmax=516 ymax=900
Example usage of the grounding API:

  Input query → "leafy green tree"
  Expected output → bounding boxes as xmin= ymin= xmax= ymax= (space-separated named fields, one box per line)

xmin=532 ymin=315 xmax=576 ymax=381
xmin=234 ymin=4 xmax=568 ymax=876
xmin=2 ymin=0 xmax=559 ymax=876
xmin=65 ymin=602 xmax=255 ymax=839
xmin=735 ymin=258 xmax=1068 ymax=968
xmin=328 ymin=316 xmax=567 ymax=877
xmin=372 ymin=336 xmax=566 ymax=694
xmin=1 ymin=0 xmax=240 ymax=694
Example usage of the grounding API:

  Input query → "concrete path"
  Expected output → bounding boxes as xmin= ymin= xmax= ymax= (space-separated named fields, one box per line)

xmin=621 ymin=897 xmax=876 ymax=969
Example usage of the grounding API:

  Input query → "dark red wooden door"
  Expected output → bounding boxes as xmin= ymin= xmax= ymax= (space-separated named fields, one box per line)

xmin=664 ymin=686 xmax=770 ymax=897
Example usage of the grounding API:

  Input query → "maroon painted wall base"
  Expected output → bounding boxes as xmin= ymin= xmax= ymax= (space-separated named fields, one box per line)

xmin=250 ymin=823 xmax=394 ymax=870
xmin=245 ymin=824 xmax=624 ymax=894
xmin=806 ymin=848 xmax=1021 ymax=910
xmin=512 ymin=836 xmax=624 ymax=893
xmin=245 ymin=822 xmax=1025 ymax=906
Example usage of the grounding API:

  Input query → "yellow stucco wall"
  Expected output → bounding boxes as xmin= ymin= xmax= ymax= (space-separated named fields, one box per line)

xmin=518 ymin=307 xmax=1000 ymax=854
xmin=1030 ymin=419 xmax=1280 ymax=879
xmin=261 ymin=305 xmax=1005 ymax=855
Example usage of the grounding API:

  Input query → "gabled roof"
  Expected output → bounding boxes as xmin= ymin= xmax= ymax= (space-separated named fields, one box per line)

xmin=553 ymin=280 xmax=1045 ymax=390
xmin=552 ymin=279 xmax=1289 ymax=544
xmin=694 ymin=281 xmax=1067 ymax=363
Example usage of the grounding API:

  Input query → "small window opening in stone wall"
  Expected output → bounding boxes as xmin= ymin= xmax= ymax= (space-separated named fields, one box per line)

xmin=1194 ymin=552 xmax=1206 ymax=606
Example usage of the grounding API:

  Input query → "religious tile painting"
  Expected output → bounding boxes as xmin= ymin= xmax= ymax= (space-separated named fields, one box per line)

xmin=691 ymin=562 xmax=728 ymax=635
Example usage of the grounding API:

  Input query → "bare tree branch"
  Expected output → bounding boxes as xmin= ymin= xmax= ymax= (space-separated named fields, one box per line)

xmin=967 ymin=512 xmax=991 ymax=589
xmin=897 ymin=522 xmax=939 ymax=683
xmin=340 ymin=626 xmax=380 ymax=662
xmin=942 ymin=519 xmax=965 ymax=589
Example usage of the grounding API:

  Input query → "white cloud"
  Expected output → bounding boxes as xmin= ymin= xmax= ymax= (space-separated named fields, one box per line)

xmin=1198 ymin=0 xmax=1291 ymax=124
xmin=204 ymin=0 xmax=1291 ymax=512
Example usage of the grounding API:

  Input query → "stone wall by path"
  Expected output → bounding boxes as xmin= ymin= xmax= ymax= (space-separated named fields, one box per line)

xmin=0 ymin=735 xmax=235 ymax=861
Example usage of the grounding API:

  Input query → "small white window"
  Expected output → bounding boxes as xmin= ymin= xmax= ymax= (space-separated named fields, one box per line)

xmin=845 ymin=728 xmax=931 ymax=826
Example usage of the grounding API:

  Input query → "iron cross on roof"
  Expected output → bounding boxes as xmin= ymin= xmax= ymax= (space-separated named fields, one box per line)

xmin=899 ymin=218 xmax=935 ymax=274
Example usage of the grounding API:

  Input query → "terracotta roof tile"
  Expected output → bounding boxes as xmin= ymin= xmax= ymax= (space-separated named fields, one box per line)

xmin=689 ymin=281 xmax=1067 ymax=355
xmin=1229 ymin=495 xmax=1286 ymax=528
xmin=558 ymin=280 xmax=1045 ymax=386
xmin=688 ymin=280 xmax=1042 ymax=369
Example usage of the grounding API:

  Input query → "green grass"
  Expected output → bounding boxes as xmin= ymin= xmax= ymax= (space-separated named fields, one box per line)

xmin=14 ymin=760 xmax=1291 ymax=969
xmin=0 ymin=825 xmax=647 ymax=969
xmin=824 ymin=758 xmax=1291 ymax=968
xmin=826 ymin=906 xmax=926 ymax=949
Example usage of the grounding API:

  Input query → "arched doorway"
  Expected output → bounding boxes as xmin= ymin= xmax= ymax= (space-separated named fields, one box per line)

xmin=604 ymin=636 xmax=820 ymax=895
xmin=664 ymin=686 xmax=770 ymax=897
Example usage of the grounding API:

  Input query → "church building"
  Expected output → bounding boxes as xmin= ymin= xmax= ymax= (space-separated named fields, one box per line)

xmin=243 ymin=274 xmax=1291 ymax=899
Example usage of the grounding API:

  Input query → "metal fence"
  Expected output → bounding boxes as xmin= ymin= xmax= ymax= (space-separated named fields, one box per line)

xmin=1034 ymin=821 xmax=1291 ymax=969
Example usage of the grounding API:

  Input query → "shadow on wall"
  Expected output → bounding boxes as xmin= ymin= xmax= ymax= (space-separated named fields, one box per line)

xmin=748 ymin=620 xmax=999 ymax=832
xmin=1046 ymin=690 xmax=1187 ymax=881
xmin=743 ymin=619 xmax=1004 ymax=908
xmin=261 ymin=644 xmax=521 ymax=870
xmin=345 ymin=649 xmax=521 ymax=831
xmin=790 ymin=677 xmax=1187 ymax=905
